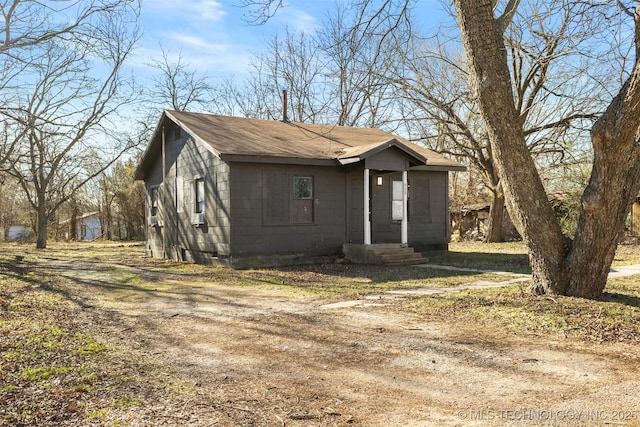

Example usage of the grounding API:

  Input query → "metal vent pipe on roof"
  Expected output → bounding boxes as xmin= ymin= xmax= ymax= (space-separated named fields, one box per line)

xmin=282 ymin=89 xmax=288 ymax=122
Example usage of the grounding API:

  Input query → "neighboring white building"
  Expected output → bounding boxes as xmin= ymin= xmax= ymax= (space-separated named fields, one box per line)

xmin=6 ymin=225 xmax=29 ymax=240
xmin=61 ymin=211 xmax=128 ymax=241
xmin=61 ymin=212 xmax=103 ymax=241
xmin=78 ymin=212 xmax=103 ymax=240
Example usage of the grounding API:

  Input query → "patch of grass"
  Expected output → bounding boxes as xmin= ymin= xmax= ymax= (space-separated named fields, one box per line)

xmin=1 ymin=385 xmax=18 ymax=393
xmin=20 ymin=366 xmax=74 ymax=380
xmin=113 ymin=397 xmax=142 ymax=409
xmin=0 ymin=249 xmax=167 ymax=426
xmin=205 ymin=264 xmax=525 ymax=297
xmin=425 ymin=242 xmax=531 ymax=274
xmin=406 ymin=279 xmax=640 ymax=343
xmin=612 ymin=242 xmax=640 ymax=267
xmin=430 ymin=241 xmax=640 ymax=272
xmin=87 ymin=408 xmax=109 ymax=421
xmin=75 ymin=340 xmax=112 ymax=355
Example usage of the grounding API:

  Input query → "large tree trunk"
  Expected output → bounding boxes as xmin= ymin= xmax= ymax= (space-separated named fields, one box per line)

xmin=485 ymin=192 xmax=505 ymax=243
xmin=454 ymin=0 xmax=640 ymax=298
xmin=563 ymin=75 xmax=640 ymax=298
xmin=69 ymin=197 xmax=79 ymax=241
xmin=485 ymin=184 xmax=505 ymax=243
xmin=454 ymin=0 xmax=568 ymax=293
xmin=36 ymin=201 xmax=48 ymax=249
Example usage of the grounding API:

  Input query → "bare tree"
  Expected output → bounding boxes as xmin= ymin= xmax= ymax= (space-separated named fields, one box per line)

xmin=99 ymin=157 xmax=145 ymax=241
xmin=2 ymin=1 xmax=141 ymax=249
xmin=317 ymin=2 xmax=405 ymax=128
xmin=238 ymin=2 xmax=407 ymax=128
xmin=452 ymin=0 xmax=640 ymax=297
xmin=237 ymin=0 xmax=284 ymax=25
xmin=147 ymin=47 xmax=213 ymax=112
xmin=394 ymin=1 xmax=604 ymax=242
xmin=249 ymin=28 xmax=326 ymax=122
xmin=0 ymin=0 xmax=139 ymax=170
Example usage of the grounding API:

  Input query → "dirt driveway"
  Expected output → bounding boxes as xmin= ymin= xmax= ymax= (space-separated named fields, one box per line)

xmin=38 ymin=255 xmax=640 ymax=426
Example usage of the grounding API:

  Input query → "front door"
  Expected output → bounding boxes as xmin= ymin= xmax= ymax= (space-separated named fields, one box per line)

xmin=348 ymin=171 xmax=402 ymax=244
xmin=371 ymin=172 xmax=401 ymax=243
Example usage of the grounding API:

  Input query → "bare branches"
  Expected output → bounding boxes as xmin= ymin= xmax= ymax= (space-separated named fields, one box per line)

xmin=237 ymin=0 xmax=284 ymax=25
xmin=147 ymin=47 xmax=213 ymax=112
xmin=496 ymin=0 xmax=521 ymax=32
xmin=616 ymin=0 xmax=635 ymax=18
xmin=0 ymin=0 xmax=141 ymax=248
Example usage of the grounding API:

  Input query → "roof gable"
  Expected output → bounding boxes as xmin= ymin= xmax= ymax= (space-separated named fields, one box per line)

xmin=336 ymin=138 xmax=427 ymax=166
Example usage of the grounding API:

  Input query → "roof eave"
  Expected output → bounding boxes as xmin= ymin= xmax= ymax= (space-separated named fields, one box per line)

xmin=134 ymin=110 xmax=223 ymax=181
xmin=220 ymin=154 xmax=337 ymax=166
xmin=133 ymin=110 xmax=170 ymax=181
xmin=410 ymin=165 xmax=467 ymax=172
xmin=164 ymin=110 xmax=222 ymax=159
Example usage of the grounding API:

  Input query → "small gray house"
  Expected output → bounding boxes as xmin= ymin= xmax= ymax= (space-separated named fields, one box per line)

xmin=134 ymin=110 xmax=464 ymax=267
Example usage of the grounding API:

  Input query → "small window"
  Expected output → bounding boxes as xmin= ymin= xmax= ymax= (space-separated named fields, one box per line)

xmin=195 ymin=178 xmax=205 ymax=213
xmin=293 ymin=176 xmax=313 ymax=199
xmin=174 ymin=126 xmax=182 ymax=140
xmin=150 ymin=186 xmax=159 ymax=216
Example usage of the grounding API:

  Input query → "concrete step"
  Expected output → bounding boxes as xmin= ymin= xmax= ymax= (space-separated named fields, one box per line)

xmin=367 ymin=245 xmax=423 ymax=265
xmin=384 ymin=258 xmax=427 ymax=266
xmin=378 ymin=252 xmax=423 ymax=262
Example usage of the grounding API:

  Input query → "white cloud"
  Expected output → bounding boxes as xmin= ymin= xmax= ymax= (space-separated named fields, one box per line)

xmin=165 ymin=32 xmax=227 ymax=52
xmin=276 ymin=7 xmax=318 ymax=33
xmin=192 ymin=0 xmax=228 ymax=21
xmin=137 ymin=0 xmax=323 ymax=78
xmin=145 ymin=0 xmax=227 ymax=22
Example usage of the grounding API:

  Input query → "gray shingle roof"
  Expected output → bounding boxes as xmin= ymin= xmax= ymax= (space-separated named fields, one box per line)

xmin=135 ymin=110 xmax=465 ymax=180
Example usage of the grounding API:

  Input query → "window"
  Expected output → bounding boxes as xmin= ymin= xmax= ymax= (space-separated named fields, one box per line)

xmin=195 ymin=178 xmax=205 ymax=213
xmin=392 ymin=180 xmax=404 ymax=221
xmin=293 ymin=176 xmax=313 ymax=199
xmin=150 ymin=186 xmax=159 ymax=216
xmin=291 ymin=176 xmax=314 ymax=224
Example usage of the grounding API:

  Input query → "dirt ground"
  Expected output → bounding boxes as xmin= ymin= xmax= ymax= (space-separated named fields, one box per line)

xmin=25 ymin=254 xmax=640 ymax=426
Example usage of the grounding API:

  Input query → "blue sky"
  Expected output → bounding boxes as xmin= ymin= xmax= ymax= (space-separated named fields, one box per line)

xmin=136 ymin=0 xmax=452 ymax=81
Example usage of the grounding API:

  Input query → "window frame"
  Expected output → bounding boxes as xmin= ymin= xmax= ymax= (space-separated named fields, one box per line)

xmin=391 ymin=180 xmax=403 ymax=221
xmin=195 ymin=177 xmax=205 ymax=214
xmin=150 ymin=185 xmax=159 ymax=217
xmin=290 ymin=175 xmax=314 ymax=225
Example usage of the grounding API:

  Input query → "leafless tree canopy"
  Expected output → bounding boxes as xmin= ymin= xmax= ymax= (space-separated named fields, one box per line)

xmin=146 ymin=46 xmax=213 ymax=112
xmin=0 ymin=0 xmax=141 ymax=248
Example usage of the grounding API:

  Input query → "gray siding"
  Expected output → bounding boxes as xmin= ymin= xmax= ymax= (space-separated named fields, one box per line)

xmin=145 ymin=124 xmax=231 ymax=261
xmin=229 ymin=163 xmax=347 ymax=257
xmin=407 ymin=170 xmax=449 ymax=249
